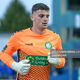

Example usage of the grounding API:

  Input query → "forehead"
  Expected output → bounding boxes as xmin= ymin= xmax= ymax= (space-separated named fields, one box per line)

xmin=33 ymin=10 xmax=49 ymax=15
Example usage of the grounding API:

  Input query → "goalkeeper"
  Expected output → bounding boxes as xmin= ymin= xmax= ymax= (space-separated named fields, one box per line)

xmin=0 ymin=3 xmax=65 ymax=80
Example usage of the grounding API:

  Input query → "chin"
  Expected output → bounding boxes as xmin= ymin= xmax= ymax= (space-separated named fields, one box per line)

xmin=42 ymin=26 xmax=48 ymax=28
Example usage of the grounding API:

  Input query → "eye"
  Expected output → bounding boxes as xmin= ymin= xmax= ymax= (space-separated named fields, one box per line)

xmin=39 ymin=14 xmax=44 ymax=18
xmin=46 ymin=15 xmax=49 ymax=18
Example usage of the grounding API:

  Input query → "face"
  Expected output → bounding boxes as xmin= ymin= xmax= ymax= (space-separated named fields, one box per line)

xmin=31 ymin=10 xmax=49 ymax=29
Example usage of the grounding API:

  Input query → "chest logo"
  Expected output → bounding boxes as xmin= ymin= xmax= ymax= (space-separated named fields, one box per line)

xmin=45 ymin=42 xmax=52 ymax=50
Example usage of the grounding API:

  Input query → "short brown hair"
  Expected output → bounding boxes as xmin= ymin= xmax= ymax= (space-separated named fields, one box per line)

xmin=32 ymin=3 xmax=49 ymax=14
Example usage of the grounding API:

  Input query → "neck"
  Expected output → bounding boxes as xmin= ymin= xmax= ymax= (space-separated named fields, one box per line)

xmin=31 ymin=26 xmax=45 ymax=34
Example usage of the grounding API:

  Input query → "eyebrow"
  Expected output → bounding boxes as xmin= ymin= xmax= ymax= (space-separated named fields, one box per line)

xmin=39 ymin=14 xmax=49 ymax=17
xmin=39 ymin=14 xmax=49 ymax=15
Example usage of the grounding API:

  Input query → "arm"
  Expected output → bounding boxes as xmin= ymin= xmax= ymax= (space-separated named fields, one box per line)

xmin=55 ymin=35 xmax=65 ymax=68
xmin=48 ymin=35 xmax=65 ymax=68
xmin=1 ymin=52 xmax=30 ymax=75
xmin=0 ymin=33 xmax=30 ymax=75
xmin=0 ymin=51 xmax=15 ymax=68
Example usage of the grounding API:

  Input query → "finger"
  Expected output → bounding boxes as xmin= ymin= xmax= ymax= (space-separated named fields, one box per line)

xmin=22 ymin=60 xmax=29 ymax=64
xmin=23 ymin=68 xmax=30 ymax=70
xmin=48 ymin=52 xmax=51 ymax=56
xmin=23 ymin=69 xmax=30 ymax=73
xmin=23 ymin=64 xmax=30 ymax=67
xmin=22 ymin=72 xmax=28 ymax=75
xmin=24 ymin=66 xmax=30 ymax=70
xmin=21 ymin=72 xmax=27 ymax=75
xmin=47 ymin=55 xmax=51 ymax=60
xmin=48 ymin=58 xmax=57 ymax=64
xmin=48 ymin=52 xmax=53 ymax=58
xmin=22 ymin=69 xmax=30 ymax=75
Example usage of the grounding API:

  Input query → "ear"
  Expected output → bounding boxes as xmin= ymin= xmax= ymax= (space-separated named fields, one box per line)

xmin=30 ymin=14 xmax=34 ymax=21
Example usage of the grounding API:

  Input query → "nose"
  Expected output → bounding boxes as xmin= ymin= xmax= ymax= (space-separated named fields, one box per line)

xmin=43 ymin=16 xmax=49 ymax=22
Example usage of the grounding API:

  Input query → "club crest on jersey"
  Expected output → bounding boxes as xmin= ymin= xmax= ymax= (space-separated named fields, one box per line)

xmin=45 ymin=42 xmax=52 ymax=50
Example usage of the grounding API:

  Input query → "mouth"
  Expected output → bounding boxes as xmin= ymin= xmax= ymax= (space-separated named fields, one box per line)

xmin=42 ymin=23 xmax=47 ymax=26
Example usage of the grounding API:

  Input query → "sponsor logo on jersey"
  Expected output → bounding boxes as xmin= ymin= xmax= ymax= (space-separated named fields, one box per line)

xmin=25 ymin=43 xmax=33 ymax=46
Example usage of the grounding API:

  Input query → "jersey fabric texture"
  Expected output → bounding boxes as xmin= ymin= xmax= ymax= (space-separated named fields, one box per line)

xmin=0 ymin=28 xmax=65 ymax=80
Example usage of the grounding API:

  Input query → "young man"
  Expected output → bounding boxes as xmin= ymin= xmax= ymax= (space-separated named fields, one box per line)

xmin=0 ymin=3 xmax=65 ymax=80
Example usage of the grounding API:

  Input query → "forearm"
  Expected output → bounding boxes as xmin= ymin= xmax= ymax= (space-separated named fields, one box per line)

xmin=0 ymin=52 xmax=15 ymax=68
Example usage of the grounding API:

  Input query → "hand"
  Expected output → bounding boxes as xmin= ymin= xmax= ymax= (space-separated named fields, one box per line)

xmin=48 ymin=48 xmax=61 ymax=66
xmin=11 ymin=60 xmax=30 ymax=75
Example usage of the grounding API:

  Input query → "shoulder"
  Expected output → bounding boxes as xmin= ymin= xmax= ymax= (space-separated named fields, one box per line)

xmin=11 ymin=28 xmax=30 ymax=37
xmin=9 ymin=28 xmax=30 ymax=41
xmin=46 ymin=29 xmax=60 ymax=39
